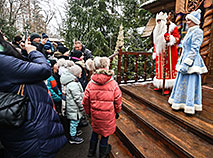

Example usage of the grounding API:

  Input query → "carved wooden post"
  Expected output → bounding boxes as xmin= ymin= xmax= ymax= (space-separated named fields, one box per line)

xmin=117 ymin=48 xmax=122 ymax=84
xmin=124 ymin=53 xmax=128 ymax=84
xmin=201 ymin=7 xmax=213 ymax=83
xmin=135 ymin=54 xmax=139 ymax=82
xmin=144 ymin=56 xmax=147 ymax=82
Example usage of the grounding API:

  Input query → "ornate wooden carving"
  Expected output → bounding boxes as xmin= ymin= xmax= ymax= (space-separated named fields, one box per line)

xmin=187 ymin=0 xmax=205 ymax=13
xmin=201 ymin=7 xmax=213 ymax=82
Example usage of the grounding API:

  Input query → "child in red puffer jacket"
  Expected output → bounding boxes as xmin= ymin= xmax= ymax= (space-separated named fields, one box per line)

xmin=82 ymin=57 xmax=122 ymax=158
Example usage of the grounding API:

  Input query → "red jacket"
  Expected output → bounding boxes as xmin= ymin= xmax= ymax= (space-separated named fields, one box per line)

xmin=82 ymin=69 xmax=122 ymax=137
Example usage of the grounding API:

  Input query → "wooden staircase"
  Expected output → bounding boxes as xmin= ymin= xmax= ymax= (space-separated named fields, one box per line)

xmin=109 ymin=83 xmax=213 ymax=158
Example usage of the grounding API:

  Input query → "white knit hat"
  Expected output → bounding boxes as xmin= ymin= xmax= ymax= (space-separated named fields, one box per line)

xmin=94 ymin=57 xmax=110 ymax=69
xmin=68 ymin=65 xmax=82 ymax=77
xmin=186 ymin=9 xmax=201 ymax=25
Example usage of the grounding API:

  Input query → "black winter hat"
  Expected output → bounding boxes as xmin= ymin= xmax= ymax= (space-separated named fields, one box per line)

xmin=42 ymin=33 xmax=48 ymax=39
xmin=57 ymin=46 xmax=69 ymax=54
xmin=30 ymin=33 xmax=41 ymax=42
xmin=72 ymin=50 xmax=82 ymax=58
xmin=49 ymin=59 xmax=57 ymax=68
xmin=14 ymin=36 xmax=22 ymax=42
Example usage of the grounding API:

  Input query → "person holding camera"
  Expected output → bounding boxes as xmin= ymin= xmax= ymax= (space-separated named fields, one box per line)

xmin=0 ymin=32 xmax=66 ymax=158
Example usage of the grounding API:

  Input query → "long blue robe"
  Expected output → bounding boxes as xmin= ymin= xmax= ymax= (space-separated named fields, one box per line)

xmin=168 ymin=26 xmax=208 ymax=114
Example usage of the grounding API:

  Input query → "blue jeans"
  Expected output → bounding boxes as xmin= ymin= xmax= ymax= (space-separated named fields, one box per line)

xmin=70 ymin=120 xmax=80 ymax=137
xmin=90 ymin=131 xmax=109 ymax=146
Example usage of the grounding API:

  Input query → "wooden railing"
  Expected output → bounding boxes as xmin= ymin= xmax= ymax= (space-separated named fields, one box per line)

xmin=109 ymin=48 xmax=155 ymax=84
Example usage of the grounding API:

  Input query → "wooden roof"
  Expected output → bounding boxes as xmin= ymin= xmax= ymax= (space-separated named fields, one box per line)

xmin=141 ymin=0 xmax=176 ymax=14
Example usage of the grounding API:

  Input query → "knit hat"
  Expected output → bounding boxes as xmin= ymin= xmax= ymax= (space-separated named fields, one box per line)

xmin=48 ymin=59 xmax=57 ymax=68
xmin=94 ymin=57 xmax=110 ymax=69
xmin=54 ymin=51 xmax=63 ymax=58
xmin=14 ymin=36 xmax=22 ymax=42
xmin=68 ymin=65 xmax=82 ymax=77
xmin=186 ymin=9 xmax=201 ymax=25
xmin=156 ymin=12 xmax=168 ymax=22
xmin=57 ymin=46 xmax=69 ymax=54
xmin=30 ymin=33 xmax=41 ymax=42
xmin=42 ymin=33 xmax=48 ymax=39
xmin=72 ymin=50 xmax=83 ymax=58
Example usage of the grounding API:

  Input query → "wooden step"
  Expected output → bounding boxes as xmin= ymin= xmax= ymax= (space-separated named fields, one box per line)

xmin=109 ymin=134 xmax=133 ymax=158
xmin=120 ymin=84 xmax=213 ymax=144
xmin=116 ymin=110 xmax=178 ymax=158
xmin=122 ymin=92 xmax=213 ymax=158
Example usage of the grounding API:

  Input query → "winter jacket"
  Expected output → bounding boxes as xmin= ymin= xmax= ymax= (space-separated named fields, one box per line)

xmin=60 ymin=71 xmax=84 ymax=120
xmin=176 ymin=26 xmax=208 ymax=74
xmin=75 ymin=60 xmax=88 ymax=90
xmin=46 ymin=75 xmax=62 ymax=102
xmin=81 ymin=45 xmax=93 ymax=61
xmin=0 ymin=50 xmax=67 ymax=158
xmin=82 ymin=69 xmax=122 ymax=137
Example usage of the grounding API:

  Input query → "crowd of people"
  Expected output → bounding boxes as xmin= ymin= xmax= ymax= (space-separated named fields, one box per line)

xmin=0 ymin=30 xmax=122 ymax=158
xmin=0 ymin=7 xmax=208 ymax=158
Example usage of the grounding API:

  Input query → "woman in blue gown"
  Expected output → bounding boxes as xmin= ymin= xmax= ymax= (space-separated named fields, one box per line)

xmin=168 ymin=9 xmax=208 ymax=114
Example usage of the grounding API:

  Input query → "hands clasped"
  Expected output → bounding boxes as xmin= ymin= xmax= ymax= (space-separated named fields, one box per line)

xmin=180 ymin=64 xmax=189 ymax=74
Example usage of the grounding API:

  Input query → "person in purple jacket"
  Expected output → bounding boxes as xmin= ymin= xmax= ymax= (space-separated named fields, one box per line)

xmin=0 ymin=32 xmax=67 ymax=158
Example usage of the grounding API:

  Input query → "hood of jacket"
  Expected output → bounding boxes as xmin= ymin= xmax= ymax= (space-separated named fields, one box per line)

xmin=60 ymin=71 xmax=76 ymax=85
xmin=91 ymin=68 xmax=114 ymax=85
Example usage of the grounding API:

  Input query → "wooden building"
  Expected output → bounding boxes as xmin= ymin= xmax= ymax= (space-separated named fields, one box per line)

xmin=141 ymin=0 xmax=213 ymax=82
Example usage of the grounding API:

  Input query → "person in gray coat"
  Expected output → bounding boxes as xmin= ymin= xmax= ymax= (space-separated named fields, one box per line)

xmin=60 ymin=64 xmax=85 ymax=144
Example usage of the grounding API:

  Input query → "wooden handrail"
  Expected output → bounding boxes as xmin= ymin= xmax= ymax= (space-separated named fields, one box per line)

xmin=110 ymin=48 xmax=154 ymax=84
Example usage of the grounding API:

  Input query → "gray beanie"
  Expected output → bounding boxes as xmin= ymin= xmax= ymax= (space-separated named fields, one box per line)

xmin=68 ymin=65 xmax=82 ymax=77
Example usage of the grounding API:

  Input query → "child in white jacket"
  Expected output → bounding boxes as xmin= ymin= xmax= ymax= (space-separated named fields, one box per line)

xmin=60 ymin=64 xmax=85 ymax=144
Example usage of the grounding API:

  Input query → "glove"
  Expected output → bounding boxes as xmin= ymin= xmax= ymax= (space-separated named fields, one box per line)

xmin=115 ymin=113 xmax=119 ymax=119
xmin=164 ymin=33 xmax=170 ymax=42
xmin=180 ymin=64 xmax=189 ymax=74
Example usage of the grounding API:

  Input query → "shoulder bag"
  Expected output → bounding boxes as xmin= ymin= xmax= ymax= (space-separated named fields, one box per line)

xmin=0 ymin=84 xmax=28 ymax=128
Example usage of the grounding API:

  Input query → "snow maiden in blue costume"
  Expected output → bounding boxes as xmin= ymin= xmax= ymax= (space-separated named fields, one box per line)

xmin=168 ymin=9 xmax=208 ymax=114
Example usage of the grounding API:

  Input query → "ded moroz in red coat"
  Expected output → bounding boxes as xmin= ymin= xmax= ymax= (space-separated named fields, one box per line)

xmin=82 ymin=68 xmax=122 ymax=137
xmin=153 ymin=22 xmax=180 ymax=89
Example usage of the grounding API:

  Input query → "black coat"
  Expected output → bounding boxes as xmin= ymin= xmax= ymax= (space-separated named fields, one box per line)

xmin=0 ymin=51 xmax=67 ymax=157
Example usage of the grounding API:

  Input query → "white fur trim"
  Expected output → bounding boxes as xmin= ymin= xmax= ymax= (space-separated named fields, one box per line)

xmin=152 ymin=53 xmax=156 ymax=60
xmin=171 ymin=102 xmax=185 ymax=110
xmin=169 ymin=22 xmax=176 ymax=33
xmin=168 ymin=97 xmax=174 ymax=104
xmin=169 ymin=98 xmax=202 ymax=114
xmin=184 ymin=106 xmax=195 ymax=114
xmin=184 ymin=58 xmax=193 ymax=66
xmin=176 ymin=65 xmax=208 ymax=74
xmin=153 ymin=77 xmax=176 ymax=89
xmin=167 ymin=35 xmax=176 ymax=46
xmin=195 ymin=104 xmax=202 ymax=111
xmin=186 ymin=14 xmax=200 ymax=25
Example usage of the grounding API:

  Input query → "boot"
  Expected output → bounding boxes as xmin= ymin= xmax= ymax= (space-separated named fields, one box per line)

xmin=87 ymin=141 xmax=98 ymax=157
xmin=69 ymin=136 xmax=84 ymax=144
xmin=99 ymin=144 xmax=111 ymax=158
